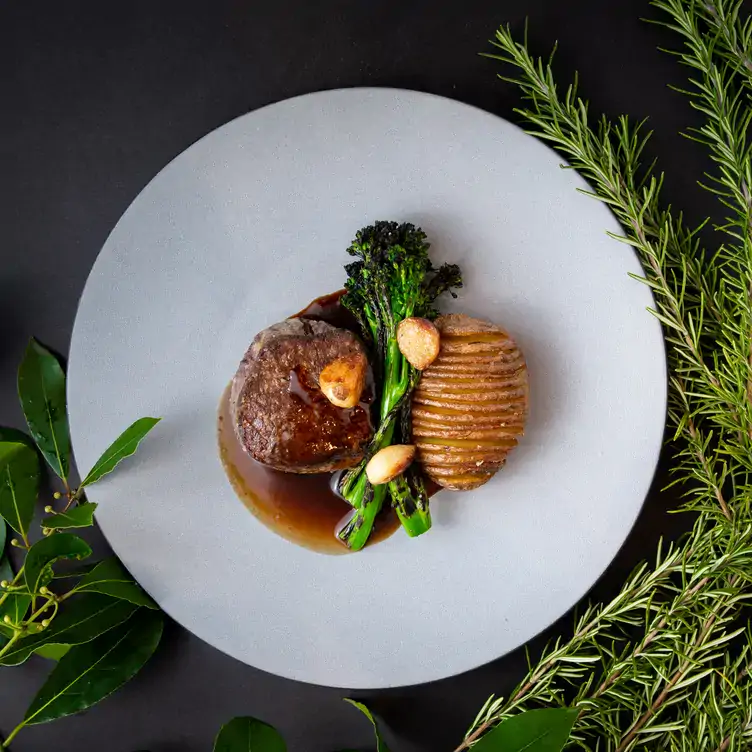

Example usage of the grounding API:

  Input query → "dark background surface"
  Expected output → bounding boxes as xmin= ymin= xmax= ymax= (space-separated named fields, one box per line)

xmin=0 ymin=1 xmax=717 ymax=750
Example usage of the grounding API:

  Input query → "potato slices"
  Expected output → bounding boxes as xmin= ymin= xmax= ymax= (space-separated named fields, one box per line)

xmin=412 ymin=314 xmax=528 ymax=490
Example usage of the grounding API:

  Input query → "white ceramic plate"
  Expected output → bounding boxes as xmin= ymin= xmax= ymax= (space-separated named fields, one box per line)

xmin=68 ymin=88 xmax=666 ymax=688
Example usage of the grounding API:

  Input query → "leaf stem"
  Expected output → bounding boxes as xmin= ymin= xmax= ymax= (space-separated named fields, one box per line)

xmin=25 ymin=596 xmax=57 ymax=625
xmin=61 ymin=484 xmax=82 ymax=513
xmin=1 ymin=719 xmax=26 ymax=749
xmin=0 ymin=567 xmax=25 ymax=608
xmin=0 ymin=632 xmax=22 ymax=663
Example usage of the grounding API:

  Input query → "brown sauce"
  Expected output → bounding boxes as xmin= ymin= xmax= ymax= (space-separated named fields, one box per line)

xmin=292 ymin=288 xmax=355 ymax=329
xmin=273 ymin=361 xmax=374 ymax=469
xmin=218 ymin=291 xmax=400 ymax=555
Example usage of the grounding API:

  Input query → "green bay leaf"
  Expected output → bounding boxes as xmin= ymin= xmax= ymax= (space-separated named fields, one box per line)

xmin=74 ymin=557 xmax=157 ymax=609
xmin=0 ymin=592 xmax=31 ymax=630
xmin=0 ymin=441 xmax=40 ymax=540
xmin=52 ymin=561 xmax=99 ymax=580
xmin=22 ymin=608 xmax=163 ymax=725
xmin=344 ymin=700 xmax=390 ymax=752
xmin=17 ymin=338 xmax=70 ymax=480
xmin=24 ymin=533 xmax=92 ymax=594
xmin=43 ymin=502 xmax=98 ymax=531
xmin=33 ymin=643 xmax=71 ymax=661
xmin=81 ymin=417 xmax=160 ymax=488
xmin=0 ymin=546 xmax=31 ymax=627
xmin=471 ymin=708 xmax=577 ymax=752
xmin=213 ymin=716 xmax=287 ymax=752
xmin=0 ymin=427 xmax=36 ymax=449
xmin=0 ymin=554 xmax=13 ymax=583
xmin=0 ymin=594 xmax=138 ymax=666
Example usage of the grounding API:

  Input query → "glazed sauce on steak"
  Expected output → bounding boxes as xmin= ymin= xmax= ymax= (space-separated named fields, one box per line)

xmin=275 ymin=361 xmax=374 ymax=467
xmin=218 ymin=291 xmax=400 ymax=554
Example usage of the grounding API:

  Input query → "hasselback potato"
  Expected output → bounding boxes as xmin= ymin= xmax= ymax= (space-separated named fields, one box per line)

xmin=412 ymin=313 xmax=528 ymax=490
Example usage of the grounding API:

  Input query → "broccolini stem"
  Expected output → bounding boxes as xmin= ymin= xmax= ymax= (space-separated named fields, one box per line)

xmin=337 ymin=485 xmax=387 ymax=551
xmin=338 ymin=338 xmax=410 ymax=549
xmin=381 ymin=338 xmax=406 ymax=420
xmin=338 ymin=359 xmax=425 ymax=549
xmin=390 ymin=472 xmax=431 ymax=537
xmin=338 ymin=421 xmax=396 ymax=550
xmin=339 ymin=388 xmax=412 ymax=500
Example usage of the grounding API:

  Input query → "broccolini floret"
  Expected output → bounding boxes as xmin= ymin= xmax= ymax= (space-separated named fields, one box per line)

xmin=337 ymin=221 xmax=462 ymax=550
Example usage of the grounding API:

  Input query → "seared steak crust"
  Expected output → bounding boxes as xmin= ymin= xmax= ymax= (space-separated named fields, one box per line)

xmin=231 ymin=318 xmax=373 ymax=473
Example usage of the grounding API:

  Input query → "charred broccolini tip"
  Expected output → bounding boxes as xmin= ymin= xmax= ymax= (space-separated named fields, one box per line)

xmin=337 ymin=221 xmax=462 ymax=550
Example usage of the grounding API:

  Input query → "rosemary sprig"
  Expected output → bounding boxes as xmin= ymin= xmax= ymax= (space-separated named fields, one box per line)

xmin=458 ymin=4 xmax=752 ymax=750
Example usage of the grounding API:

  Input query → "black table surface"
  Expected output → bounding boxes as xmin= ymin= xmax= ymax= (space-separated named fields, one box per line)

xmin=0 ymin=1 xmax=716 ymax=750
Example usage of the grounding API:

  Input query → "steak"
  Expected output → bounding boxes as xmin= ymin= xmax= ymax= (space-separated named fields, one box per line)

xmin=230 ymin=317 xmax=374 ymax=473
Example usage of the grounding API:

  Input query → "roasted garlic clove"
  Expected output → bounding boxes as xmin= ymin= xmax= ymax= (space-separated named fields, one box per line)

xmin=366 ymin=444 xmax=416 ymax=485
xmin=319 ymin=352 xmax=368 ymax=409
xmin=397 ymin=317 xmax=441 ymax=370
